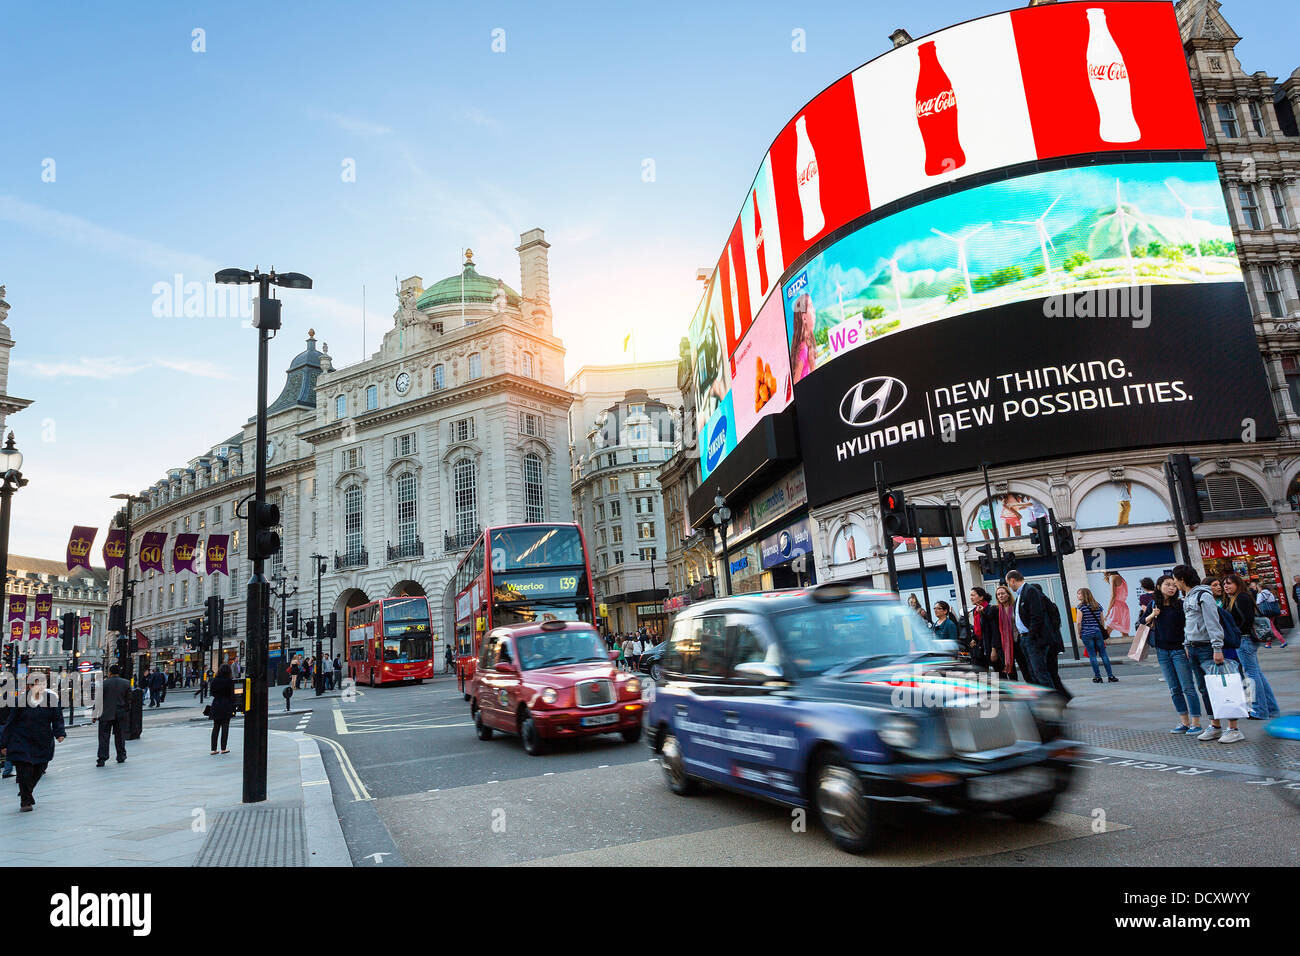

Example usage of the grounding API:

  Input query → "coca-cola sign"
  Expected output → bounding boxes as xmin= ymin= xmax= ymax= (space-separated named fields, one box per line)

xmin=1088 ymin=62 xmax=1128 ymax=81
xmin=915 ymin=88 xmax=957 ymax=119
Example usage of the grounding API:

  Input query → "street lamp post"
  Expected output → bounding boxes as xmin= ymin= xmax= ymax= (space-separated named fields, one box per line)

xmin=1 ymin=434 xmax=28 ymax=695
xmin=270 ymin=570 xmax=297 ymax=687
xmin=310 ymin=554 xmax=327 ymax=694
xmin=109 ymin=493 xmax=145 ymax=683
xmin=712 ymin=492 xmax=732 ymax=597
xmin=216 ymin=266 xmax=312 ymax=804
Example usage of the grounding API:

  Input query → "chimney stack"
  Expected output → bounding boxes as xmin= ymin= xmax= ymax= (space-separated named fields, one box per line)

xmin=889 ymin=28 xmax=913 ymax=48
xmin=516 ymin=228 xmax=552 ymax=331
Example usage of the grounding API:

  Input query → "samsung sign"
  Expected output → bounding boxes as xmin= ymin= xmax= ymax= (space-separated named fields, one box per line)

xmin=699 ymin=392 xmax=737 ymax=482
xmin=760 ymin=518 xmax=814 ymax=571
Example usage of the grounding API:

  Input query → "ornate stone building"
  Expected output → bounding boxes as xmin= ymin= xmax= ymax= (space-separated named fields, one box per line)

xmin=5 ymin=557 xmax=110 ymax=670
xmin=108 ymin=230 xmax=576 ymax=666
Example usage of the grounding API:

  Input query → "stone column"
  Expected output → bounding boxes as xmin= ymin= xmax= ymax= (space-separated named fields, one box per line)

xmin=516 ymin=229 xmax=552 ymax=332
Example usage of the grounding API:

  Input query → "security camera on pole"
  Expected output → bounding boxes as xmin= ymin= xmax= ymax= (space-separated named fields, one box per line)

xmin=214 ymin=266 xmax=312 ymax=804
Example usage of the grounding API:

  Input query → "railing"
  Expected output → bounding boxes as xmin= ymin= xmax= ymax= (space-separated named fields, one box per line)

xmin=444 ymin=527 xmax=480 ymax=553
xmin=334 ymin=548 xmax=368 ymax=570
xmin=387 ymin=537 xmax=424 ymax=561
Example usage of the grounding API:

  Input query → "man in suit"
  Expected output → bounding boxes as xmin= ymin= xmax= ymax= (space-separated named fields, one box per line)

xmin=95 ymin=664 xmax=131 ymax=766
xmin=1006 ymin=571 xmax=1072 ymax=702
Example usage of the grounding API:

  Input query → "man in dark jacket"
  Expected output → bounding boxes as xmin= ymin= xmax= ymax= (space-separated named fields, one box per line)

xmin=1 ymin=676 xmax=66 ymax=810
xmin=148 ymin=668 xmax=166 ymax=708
xmin=1007 ymin=571 xmax=1072 ymax=702
xmin=95 ymin=664 xmax=131 ymax=766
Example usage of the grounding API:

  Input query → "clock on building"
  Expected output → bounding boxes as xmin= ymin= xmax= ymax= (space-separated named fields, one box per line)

xmin=395 ymin=371 xmax=411 ymax=394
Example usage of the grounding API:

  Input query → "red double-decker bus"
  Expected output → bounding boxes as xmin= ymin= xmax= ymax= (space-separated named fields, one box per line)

xmin=346 ymin=595 xmax=435 ymax=686
xmin=451 ymin=523 xmax=596 ymax=688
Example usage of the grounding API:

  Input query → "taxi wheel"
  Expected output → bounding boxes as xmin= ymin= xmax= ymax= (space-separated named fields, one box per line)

xmin=520 ymin=710 xmax=547 ymax=756
xmin=473 ymin=705 xmax=493 ymax=741
xmin=621 ymin=724 xmax=642 ymax=744
xmin=814 ymin=754 xmax=877 ymax=854
xmin=649 ymin=663 xmax=663 ymax=683
xmin=1005 ymin=791 xmax=1057 ymax=822
xmin=660 ymin=731 xmax=698 ymax=796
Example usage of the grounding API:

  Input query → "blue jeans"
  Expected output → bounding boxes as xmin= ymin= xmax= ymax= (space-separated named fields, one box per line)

xmin=1234 ymin=636 xmax=1280 ymax=719
xmin=1187 ymin=642 xmax=1234 ymax=723
xmin=1155 ymin=646 xmax=1200 ymax=719
xmin=1081 ymin=631 xmax=1114 ymax=679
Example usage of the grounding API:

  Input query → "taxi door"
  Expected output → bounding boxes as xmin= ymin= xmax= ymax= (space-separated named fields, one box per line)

xmin=479 ymin=635 xmax=521 ymax=733
xmin=677 ymin=614 xmax=734 ymax=787
xmin=712 ymin=613 xmax=804 ymax=803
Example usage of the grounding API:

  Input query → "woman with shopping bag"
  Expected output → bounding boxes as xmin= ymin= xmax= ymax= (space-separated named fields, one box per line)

xmin=1223 ymin=575 xmax=1281 ymax=721
xmin=1144 ymin=575 xmax=1202 ymax=735
xmin=1172 ymin=565 xmax=1245 ymax=744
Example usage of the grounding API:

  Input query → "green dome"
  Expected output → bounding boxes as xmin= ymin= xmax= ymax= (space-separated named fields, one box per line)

xmin=415 ymin=259 xmax=521 ymax=311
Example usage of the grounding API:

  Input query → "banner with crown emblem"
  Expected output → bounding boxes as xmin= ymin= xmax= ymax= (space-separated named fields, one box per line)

xmin=139 ymin=531 xmax=167 ymax=573
xmin=79 ymin=617 xmax=92 ymax=640
xmin=28 ymin=621 xmax=40 ymax=641
xmin=8 ymin=594 xmax=27 ymax=622
xmin=9 ymin=620 xmax=22 ymax=642
xmin=67 ymin=526 xmax=97 ymax=571
xmin=103 ymin=528 xmax=128 ymax=571
xmin=34 ymin=593 xmax=52 ymax=621
xmin=172 ymin=533 xmax=200 ymax=573
xmin=206 ymin=534 xmax=230 ymax=576
xmin=45 ymin=619 xmax=59 ymax=640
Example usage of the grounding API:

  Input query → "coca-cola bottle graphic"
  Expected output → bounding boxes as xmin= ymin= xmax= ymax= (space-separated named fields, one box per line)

xmin=727 ymin=244 xmax=742 ymax=339
xmin=753 ymin=189 xmax=770 ymax=296
xmin=794 ymin=115 xmax=824 ymax=240
xmin=915 ymin=40 xmax=965 ymax=177
xmin=1086 ymin=8 xmax=1140 ymax=143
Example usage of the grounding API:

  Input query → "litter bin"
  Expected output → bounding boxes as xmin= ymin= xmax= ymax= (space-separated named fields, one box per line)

xmin=126 ymin=687 xmax=144 ymax=740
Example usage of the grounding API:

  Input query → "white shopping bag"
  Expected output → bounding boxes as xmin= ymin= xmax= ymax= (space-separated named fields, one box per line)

xmin=1204 ymin=663 xmax=1250 ymax=720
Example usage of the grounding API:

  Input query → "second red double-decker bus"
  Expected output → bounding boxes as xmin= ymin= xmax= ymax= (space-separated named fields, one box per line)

xmin=451 ymin=523 xmax=596 ymax=687
xmin=346 ymin=595 xmax=435 ymax=686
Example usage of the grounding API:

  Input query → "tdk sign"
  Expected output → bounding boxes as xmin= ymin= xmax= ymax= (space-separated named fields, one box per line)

xmin=835 ymin=376 xmax=927 ymax=463
xmin=706 ymin=414 xmax=729 ymax=472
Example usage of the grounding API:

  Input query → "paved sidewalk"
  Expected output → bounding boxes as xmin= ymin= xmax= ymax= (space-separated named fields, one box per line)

xmin=0 ymin=696 xmax=351 ymax=866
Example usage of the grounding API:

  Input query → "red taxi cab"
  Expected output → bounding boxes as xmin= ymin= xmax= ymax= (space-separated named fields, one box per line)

xmin=468 ymin=620 xmax=644 ymax=755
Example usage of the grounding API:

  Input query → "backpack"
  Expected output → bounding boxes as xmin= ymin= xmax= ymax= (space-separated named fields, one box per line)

xmin=1257 ymin=594 xmax=1279 ymax=617
xmin=1195 ymin=590 xmax=1242 ymax=649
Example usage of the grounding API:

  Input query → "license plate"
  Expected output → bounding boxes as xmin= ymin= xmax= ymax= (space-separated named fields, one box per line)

xmin=967 ymin=767 xmax=1054 ymax=803
xmin=580 ymin=713 xmax=619 ymax=727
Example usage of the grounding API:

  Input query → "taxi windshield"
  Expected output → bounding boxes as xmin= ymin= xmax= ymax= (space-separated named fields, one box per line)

xmin=515 ymin=630 xmax=609 ymax=670
xmin=772 ymin=600 xmax=939 ymax=677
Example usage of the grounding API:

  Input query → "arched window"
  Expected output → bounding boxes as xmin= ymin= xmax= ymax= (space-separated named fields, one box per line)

xmin=454 ymin=459 xmax=477 ymax=539
xmin=344 ymin=485 xmax=364 ymax=558
xmin=396 ymin=472 xmax=417 ymax=548
xmin=522 ymin=353 xmax=534 ymax=378
xmin=523 ymin=453 xmax=545 ymax=523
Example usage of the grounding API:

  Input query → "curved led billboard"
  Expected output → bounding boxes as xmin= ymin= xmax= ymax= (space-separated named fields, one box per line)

xmin=687 ymin=0 xmax=1274 ymax=502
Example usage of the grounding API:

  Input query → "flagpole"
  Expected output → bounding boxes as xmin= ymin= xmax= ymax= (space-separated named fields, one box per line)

xmin=362 ymin=285 xmax=366 ymax=358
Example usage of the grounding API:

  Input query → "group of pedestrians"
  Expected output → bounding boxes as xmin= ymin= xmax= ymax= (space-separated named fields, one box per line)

xmin=605 ymin=629 xmax=656 ymax=671
xmin=288 ymin=655 xmax=341 ymax=690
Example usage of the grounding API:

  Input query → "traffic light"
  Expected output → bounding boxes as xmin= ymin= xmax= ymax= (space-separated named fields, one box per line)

xmin=287 ymin=608 xmax=300 ymax=640
xmin=1054 ymin=523 xmax=1076 ymax=556
xmin=327 ymin=612 xmax=337 ymax=644
xmin=880 ymin=488 xmax=909 ymax=537
xmin=975 ymin=543 xmax=995 ymax=577
xmin=1030 ymin=515 xmax=1053 ymax=558
xmin=108 ymin=602 xmax=125 ymax=634
xmin=1002 ymin=551 xmax=1018 ymax=573
xmin=1170 ymin=454 xmax=1209 ymax=525
xmin=61 ymin=612 xmax=78 ymax=651
xmin=115 ymin=636 xmax=130 ymax=660
xmin=185 ymin=618 xmax=201 ymax=648
xmin=2 ymin=642 xmax=13 ymax=670
xmin=249 ymin=498 xmax=281 ymax=562
xmin=305 ymin=620 xmax=315 ymax=637
xmin=205 ymin=595 xmax=223 ymax=645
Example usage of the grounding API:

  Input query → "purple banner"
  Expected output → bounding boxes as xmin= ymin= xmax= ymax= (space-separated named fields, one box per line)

xmin=67 ymin=526 xmax=97 ymax=571
xmin=139 ymin=531 xmax=167 ymax=573
xmin=33 ymin=594 xmax=52 ymax=620
xmin=205 ymin=534 xmax=230 ymax=577
xmin=45 ymin=620 xmax=59 ymax=640
xmin=28 ymin=621 xmax=40 ymax=641
xmin=7 ymin=594 xmax=26 ymax=622
xmin=9 ymin=621 xmax=21 ymax=642
xmin=103 ymin=528 xmax=127 ymax=571
xmin=172 ymin=533 xmax=200 ymax=573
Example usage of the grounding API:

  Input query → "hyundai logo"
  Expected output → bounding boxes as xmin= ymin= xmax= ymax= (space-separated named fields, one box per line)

xmin=706 ymin=415 xmax=729 ymax=470
xmin=839 ymin=376 xmax=907 ymax=428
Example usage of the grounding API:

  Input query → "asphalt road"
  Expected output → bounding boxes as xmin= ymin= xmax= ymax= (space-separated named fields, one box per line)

xmin=272 ymin=652 xmax=1300 ymax=866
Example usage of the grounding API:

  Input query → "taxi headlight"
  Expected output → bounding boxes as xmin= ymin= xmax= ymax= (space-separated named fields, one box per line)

xmin=624 ymin=678 xmax=641 ymax=696
xmin=877 ymin=715 xmax=920 ymax=750
xmin=540 ymin=688 xmax=558 ymax=705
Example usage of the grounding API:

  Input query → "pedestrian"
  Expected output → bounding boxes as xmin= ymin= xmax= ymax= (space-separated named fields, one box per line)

xmin=1172 ymin=564 xmax=1244 ymax=744
xmin=990 ymin=585 xmax=1022 ymax=680
xmin=968 ymin=587 xmax=994 ymax=670
xmin=0 ymin=674 xmax=66 ymax=811
xmin=147 ymin=667 xmax=165 ymax=708
xmin=208 ymin=664 xmax=236 ymax=755
xmin=619 ymin=636 xmax=631 ymax=671
xmin=444 ymin=642 xmax=455 ymax=675
xmin=1207 ymin=576 xmax=1224 ymax=604
xmin=289 ymin=658 xmax=300 ymax=689
xmin=932 ymin=601 xmax=959 ymax=644
xmin=1253 ymin=582 xmax=1287 ymax=648
xmin=333 ymin=655 xmax=342 ymax=691
xmin=1144 ymin=574 xmax=1201 ymax=734
xmin=1076 ymin=588 xmax=1118 ymax=683
xmin=231 ymin=658 xmax=242 ymax=680
xmin=1138 ymin=577 xmax=1157 ymax=618
xmin=1222 ymin=574 xmax=1281 ymax=721
xmin=195 ymin=668 xmax=209 ymax=702
xmin=1006 ymin=571 xmax=1071 ymax=701
xmin=1291 ymin=575 xmax=1300 ymax=622
xmin=95 ymin=664 xmax=132 ymax=767
xmin=906 ymin=594 xmax=930 ymax=626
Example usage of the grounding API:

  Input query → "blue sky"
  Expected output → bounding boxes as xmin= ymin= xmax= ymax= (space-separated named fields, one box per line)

xmin=0 ymin=0 xmax=1288 ymax=558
